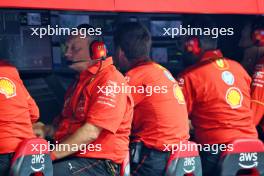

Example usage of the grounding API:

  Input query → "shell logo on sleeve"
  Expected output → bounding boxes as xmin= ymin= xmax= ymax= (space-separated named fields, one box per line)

xmin=225 ymin=87 xmax=243 ymax=109
xmin=0 ymin=77 xmax=16 ymax=98
xmin=173 ymin=84 xmax=185 ymax=104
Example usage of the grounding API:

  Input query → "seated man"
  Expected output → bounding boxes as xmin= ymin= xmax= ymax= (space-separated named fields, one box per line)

xmin=250 ymin=19 xmax=264 ymax=141
xmin=178 ymin=23 xmax=258 ymax=176
xmin=40 ymin=24 xmax=134 ymax=176
xmin=114 ymin=22 xmax=190 ymax=176
xmin=251 ymin=57 xmax=264 ymax=141
xmin=0 ymin=59 xmax=39 ymax=175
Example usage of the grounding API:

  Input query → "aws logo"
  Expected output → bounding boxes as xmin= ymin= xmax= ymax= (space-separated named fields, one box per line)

xmin=31 ymin=154 xmax=45 ymax=172
xmin=183 ymin=157 xmax=196 ymax=173
xmin=238 ymin=152 xmax=258 ymax=169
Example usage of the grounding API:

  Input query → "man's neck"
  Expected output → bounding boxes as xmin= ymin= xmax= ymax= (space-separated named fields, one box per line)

xmin=129 ymin=57 xmax=151 ymax=69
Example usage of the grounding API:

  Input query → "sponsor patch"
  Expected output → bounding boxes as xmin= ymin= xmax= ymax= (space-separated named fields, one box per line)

xmin=213 ymin=58 xmax=229 ymax=70
xmin=225 ymin=87 xmax=243 ymax=109
xmin=164 ymin=70 xmax=176 ymax=83
xmin=221 ymin=71 xmax=235 ymax=86
xmin=173 ymin=84 xmax=185 ymax=104
xmin=177 ymin=77 xmax=185 ymax=86
xmin=253 ymin=71 xmax=264 ymax=79
xmin=0 ymin=77 xmax=16 ymax=98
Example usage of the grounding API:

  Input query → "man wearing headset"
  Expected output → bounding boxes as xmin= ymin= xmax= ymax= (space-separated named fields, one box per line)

xmin=178 ymin=20 xmax=258 ymax=176
xmin=38 ymin=24 xmax=133 ymax=176
xmin=0 ymin=59 xmax=39 ymax=175
xmin=114 ymin=22 xmax=189 ymax=176
xmin=250 ymin=18 xmax=264 ymax=141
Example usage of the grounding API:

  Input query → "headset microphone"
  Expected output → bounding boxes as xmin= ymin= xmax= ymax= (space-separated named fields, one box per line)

xmin=90 ymin=40 xmax=108 ymax=61
xmin=66 ymin=41 xmax=108 ymax=66
xmin=251 ymin=29 xmax=264 ymax=47
xmin=66 ymin=59 xmax=88 ymax=65
xmin=184 ymin=37 xmax=201 ymax=56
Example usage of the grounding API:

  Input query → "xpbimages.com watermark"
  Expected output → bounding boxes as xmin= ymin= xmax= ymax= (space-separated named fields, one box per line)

xmin=31 ymin=141 xmax=102 ymax=154
xmin=30 ymin=25 xmax=102 ymax=38
xmin=163 ymin=25 xmax=234 ymax=38
xmin=163 ymin=141 xmax=234 ymax=154
xmin=97 ymin=83 xmax=168 ymax=97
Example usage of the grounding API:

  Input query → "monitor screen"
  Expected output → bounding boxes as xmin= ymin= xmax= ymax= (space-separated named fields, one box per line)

xmin=151 ymin=47 xmax=168 ymax=63
xmin=150 ymin=20 xmax=182 ymax=37
xmin=0 ymin=12 xmax=52 ymax=71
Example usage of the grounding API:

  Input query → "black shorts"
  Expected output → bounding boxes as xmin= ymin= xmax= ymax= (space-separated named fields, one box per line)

xmin=130 ymin=144 xmax=170 ymax=176
xmin=53 ymin=157 xmax=120 ymax=176
xmin=257 ymin=125 xmax=264 ymax=142
xmin=0 ymin=153 xmax=14 ymax=175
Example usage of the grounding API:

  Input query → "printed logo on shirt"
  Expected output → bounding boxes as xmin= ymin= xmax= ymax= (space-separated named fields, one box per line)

xmin=253 ymin=71 xmax=264 ymax=80
xmin=96 ymin=80 xmax=117 ymax=108
xmin=213 ymin=59 xmax=229 ymax=70
xmin=173 ymin=84 xmax=185 ymax=104
xmin=0 ymin=77 xmax=16 ymax=99
xmin=177 ymin=77 xmax=185 ymax=87
xmin=221 ymin=71 xmax=235 ymax=86
xmin=225 ymin=87 xmax=243 ymax=109
xmin=164 ymin=70 xmax=176 ymax=83
xmin=76 ymin=95 xmax=86 ymax=113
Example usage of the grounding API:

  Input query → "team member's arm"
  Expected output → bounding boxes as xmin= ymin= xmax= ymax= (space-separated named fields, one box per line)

xmin=52 ymin=123 xmax=102 ymax=160
xmin=177 ymin=74 xmax=195 ymax=115
xmin=20 ymin=81 xmax=39 ymax=123
xmin=251 ymin=72 xmax=264 ymax=125
xmin=51 ymin=79 xmax=131 ymax=160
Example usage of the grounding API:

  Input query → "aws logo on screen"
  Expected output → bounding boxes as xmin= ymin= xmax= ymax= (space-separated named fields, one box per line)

xmin=238 ymin=152 xmax=258 ymax=169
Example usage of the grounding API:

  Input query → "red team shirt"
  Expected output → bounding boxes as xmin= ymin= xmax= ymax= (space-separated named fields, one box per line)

xmin=54 ymin=57 xmax=133 ymax=164
xmin=251 ymin=57 xmax=264 ymax=131
xmin=0 ymin=60 xmax=39 ymax=154
xmin=178 ymin=50 xmax=257 ymax=145
xmin=126 ymin=61 xmax=189 ymax=151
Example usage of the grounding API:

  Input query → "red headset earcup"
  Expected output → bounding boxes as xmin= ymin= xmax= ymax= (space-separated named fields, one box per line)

xmin=90 ymin=41 xmax=108 ymax=60
xmin=252 ymin=29 xmax=264 ymax=47
xmin=185 ymin=37 xmax=201 ymax=56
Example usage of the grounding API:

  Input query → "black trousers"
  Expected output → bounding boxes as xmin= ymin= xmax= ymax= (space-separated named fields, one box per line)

xmin=199 ymin=150 xmax=222 ymax=176
xmin=53 ymin=157 xmax=120 ymax=176
xmin=0 ymin=153 xmax=13 ymax=175
xmin=257 ymin=125 xmax=264 ymax=142
xmin=130 ymin=145 xmax=170 ymax=176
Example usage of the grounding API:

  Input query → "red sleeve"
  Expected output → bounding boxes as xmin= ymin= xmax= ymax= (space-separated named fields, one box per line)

xmin=86 ymin=78 xmax=130 ymax=134
xmin=177 ymin=74 xmax=195 ymax=116
xmin=251 ymin=70 xmax=264 ymax=125
xmin=23 ymin=86 xmax=39 ymax=123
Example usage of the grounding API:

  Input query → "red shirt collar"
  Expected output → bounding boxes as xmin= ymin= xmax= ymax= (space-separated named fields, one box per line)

xmin=200 ymin=50 xmax=224 ymax=62
xmin=79 ymin=57 xmax=113 ymax=79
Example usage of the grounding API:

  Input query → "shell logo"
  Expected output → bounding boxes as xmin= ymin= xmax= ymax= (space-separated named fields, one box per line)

xmin=174 ymin=84 xmax=185 ymax=104
xmin=225 ymin=87 xmax=243 ymax=109
xmin=0 ymin=77 xmax=16 ymax=99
